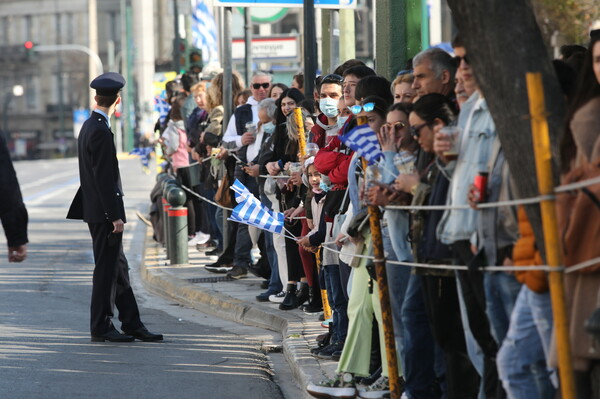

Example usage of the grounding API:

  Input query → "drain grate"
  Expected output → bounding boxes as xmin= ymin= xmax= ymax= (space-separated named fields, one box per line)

xmin=187 ymin=276 xmax=233 ymax=283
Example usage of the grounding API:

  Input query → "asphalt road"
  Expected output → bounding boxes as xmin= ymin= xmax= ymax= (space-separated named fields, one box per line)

xmin=1 ymin=156 xmax=290 ymax=399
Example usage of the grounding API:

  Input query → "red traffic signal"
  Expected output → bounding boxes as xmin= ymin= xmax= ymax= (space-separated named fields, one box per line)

xmin=24 ymin=41 xmax=34 ymax=50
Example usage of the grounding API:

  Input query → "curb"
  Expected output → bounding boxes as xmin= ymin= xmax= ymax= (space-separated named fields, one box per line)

xmin=139 ymin=230 xmax=332 ymax=398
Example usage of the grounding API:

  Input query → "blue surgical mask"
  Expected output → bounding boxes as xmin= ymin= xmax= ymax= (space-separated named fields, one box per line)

xmin=319 ymin=98 xmax=339 ymax=118
xmin=319 ymin=181 xmax=331 ymax=192
xmin=263 ymin=121 xmax=275 ymax=134
xmin=337 ymin=116 xmax=349 ymax=129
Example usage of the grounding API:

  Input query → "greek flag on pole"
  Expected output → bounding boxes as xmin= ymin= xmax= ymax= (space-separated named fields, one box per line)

xmin=154 ymin=95 xmax=170 ymax=125
xmin=229 ymin=180 xmax=285 ymax=234
xmin=339 ymin=124 xmax=383 ymax=164
xmin=191 ymin=0 xmax=219 ymax=64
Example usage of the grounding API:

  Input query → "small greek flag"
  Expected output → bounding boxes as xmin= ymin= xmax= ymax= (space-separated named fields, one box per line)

xmin=191 ymin=0 xmax=219 ymax=64
xmin=154 ymin=95 xmax=170 ymax=126
xmin=229 ymin=180 xmax=284 ymax=234
xmin=231 ymin=179 xmax=253 ymax=203
xmin=339 ymin=124 xmax=383 ymax=164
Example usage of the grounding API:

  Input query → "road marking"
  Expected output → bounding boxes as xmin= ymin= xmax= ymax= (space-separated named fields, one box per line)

xmin=24 ymin=177 xmax=80 ymax=206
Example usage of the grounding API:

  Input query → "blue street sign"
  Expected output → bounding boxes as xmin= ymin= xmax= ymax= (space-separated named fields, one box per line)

xmin=214 ymin=0 xmax=356 ymax=8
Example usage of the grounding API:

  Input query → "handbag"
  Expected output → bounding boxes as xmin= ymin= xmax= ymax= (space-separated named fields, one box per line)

xmin=331 ymin=188 xmax=350 ymax=240
xmin=214 ymin=170 xmax=234 ymax=208
xmin=555 ymin=158 xmax=600 ymax=273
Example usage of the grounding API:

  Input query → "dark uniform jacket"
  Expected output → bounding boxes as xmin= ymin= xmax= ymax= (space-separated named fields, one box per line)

xmin=67 ymin=111 xmax=126 ymax=223
xmin=0 ymin=134 xmax=28 ymax=246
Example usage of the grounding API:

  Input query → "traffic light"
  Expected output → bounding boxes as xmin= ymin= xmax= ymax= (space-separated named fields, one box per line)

xmin=172 ymin=37 xmax=188 ymax=73
xmin=23 ymin=41 xmax=37 ymax=62
xmin=189 ymin=47 xmax=203 ymax=72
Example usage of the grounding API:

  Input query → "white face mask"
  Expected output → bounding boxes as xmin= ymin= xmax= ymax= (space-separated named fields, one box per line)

xmin=319 ymin=98 xmax=339 ymax=118
xmin=337 ymin=116 xmax=349 ymax=129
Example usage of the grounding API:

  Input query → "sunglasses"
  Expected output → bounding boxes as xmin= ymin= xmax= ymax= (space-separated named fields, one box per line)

xmin=320 ymin=73 xmax=344 ymax=85
xmin=455 ymin=54 xmax=469 ymax=64
xmin=410 ymin=123 xmax=428 ymax=138
xmin=384 ymin=121 xmax=406 ymax=130
xmin=349 ymin=102 xmax=376 ymax=115
xmin=252 ymin=83 xmax=270 ymax=89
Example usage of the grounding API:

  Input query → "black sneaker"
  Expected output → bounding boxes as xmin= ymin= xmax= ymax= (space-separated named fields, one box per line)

xmin=302 ymin=303 xmax=323 ymax=313
xmin=260 ymin=280 xmax=270 ymax=289
xmin=227 ymin=265 xmax=248 ymax=279
xmin=205 ymin=248 xmax=221 ymax=256
xmin=315 ymin=341 xmax=344 ymax=360
xmin=204 ymin=263 xmax=233 ymax=274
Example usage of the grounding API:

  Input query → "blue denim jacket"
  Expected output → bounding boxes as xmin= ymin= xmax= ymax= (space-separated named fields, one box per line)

xmin=437 ymin=91 xmax=497 ymax=245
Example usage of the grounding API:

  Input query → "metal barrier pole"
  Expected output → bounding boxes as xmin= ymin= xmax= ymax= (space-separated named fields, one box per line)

xmin=166 ymin=186 xmax=188 ymax=265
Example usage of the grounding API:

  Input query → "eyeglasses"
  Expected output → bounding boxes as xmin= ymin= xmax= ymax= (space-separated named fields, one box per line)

xmin=252 ymin=83 xmax=270 ymax=90
xmin=349 ymin=102 xmax=375 ymax=115
xmin=384 ymin=121 xmax=406 ymax=130
xmin=320 ymin=74 xmax=344 ymax=85
xmin=410 ymin=123 xmax=427 ymax=138
xmin=455 ymin=54 xmax=469 ymax=64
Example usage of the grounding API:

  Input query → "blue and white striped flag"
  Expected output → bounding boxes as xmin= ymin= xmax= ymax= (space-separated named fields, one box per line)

xmin=191 ymin=0 xmax=219 ymax=64
xmin=229 ymin=180 xmax=285 ymax=234
xmin=154 ymin=95 xmax=170 ymax=126
xmin=231 ymin=179 xmax=253 ymax=203
xmin=339 ymin=124 xmax=383 ymax=164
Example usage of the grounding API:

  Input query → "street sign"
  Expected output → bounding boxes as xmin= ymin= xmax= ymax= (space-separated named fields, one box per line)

xmin=232 ymin=36 xmax=299 ymax=61
xmin=73 ymin=109 xmax=90 ymax=139
xmin=214 ymin=0 xmax=356 ymax=9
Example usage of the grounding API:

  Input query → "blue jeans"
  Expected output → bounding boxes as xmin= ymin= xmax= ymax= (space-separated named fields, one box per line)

xmin=497 ymin=285 xmax=555 ymax=399
xmin=484 ymin=271 xmax=522 ymax=344
xmin=401 ymin=273 xmax=439 ymax=399
xmin=260 ymin=193 xmax=281 ymax=293
xmin=382 ymin=222 xmax=411 ymax=373
xmin=323 ymin=264 xmax=349 ymax=343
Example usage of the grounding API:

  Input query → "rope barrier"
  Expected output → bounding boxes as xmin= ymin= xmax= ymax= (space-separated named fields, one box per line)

xmin=318 ymin=244 xmax=562 ymax=272
xmin=385 ymin=194 xmax=555 ymax=212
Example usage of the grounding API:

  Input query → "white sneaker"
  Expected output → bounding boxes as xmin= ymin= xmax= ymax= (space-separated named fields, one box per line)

xmin=188 ymin=232 xmax=210 ymax=246
xmin=357 ymin=375 xmax=389 ymax=398
xmin=269 ymin=291 xmax=286 ymax=303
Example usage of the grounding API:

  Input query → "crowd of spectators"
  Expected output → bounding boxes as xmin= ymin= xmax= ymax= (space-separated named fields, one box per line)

xmin=148 ymin=29 xmax=600 ymax=399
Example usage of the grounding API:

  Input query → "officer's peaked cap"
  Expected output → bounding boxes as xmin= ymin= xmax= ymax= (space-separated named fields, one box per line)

xmin=90 ymin=72 xmax=126 ymax=96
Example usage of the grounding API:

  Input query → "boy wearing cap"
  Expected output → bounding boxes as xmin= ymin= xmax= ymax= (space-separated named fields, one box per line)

xmin=68 ymin=72 xmax=163 ymax=343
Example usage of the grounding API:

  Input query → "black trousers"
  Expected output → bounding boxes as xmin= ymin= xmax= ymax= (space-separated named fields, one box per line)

xmin=421 ymin=274 xmax=480 ymax=399
xmin=452 ymin=240 xmax=504 ymax=399
xmin=88 ymin=222 xmax=143 ymax=336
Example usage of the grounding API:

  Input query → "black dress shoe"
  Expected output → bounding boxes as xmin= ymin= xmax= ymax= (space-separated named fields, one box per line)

xmin=123 ymin=327 xmax=164 ymax=342
xmin=91 ymin=328 xmax=135 ymax=342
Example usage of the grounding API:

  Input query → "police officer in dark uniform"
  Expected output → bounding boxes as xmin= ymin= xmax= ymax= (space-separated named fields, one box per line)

xmin=67 ymin=72 xmax=163 ymax=343
xmin=0 ymin=133 xmax=28 ymax=263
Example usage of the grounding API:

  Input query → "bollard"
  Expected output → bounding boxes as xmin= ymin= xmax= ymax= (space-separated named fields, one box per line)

xmin=166 ymin=186 xmax=188 ymax=265
xmin=161 ymin=179 xmax=179 ymax=258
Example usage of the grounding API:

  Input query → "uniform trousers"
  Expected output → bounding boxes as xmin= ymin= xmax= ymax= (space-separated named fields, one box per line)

xmin=88 ymin=222 xmax=143 ymax=336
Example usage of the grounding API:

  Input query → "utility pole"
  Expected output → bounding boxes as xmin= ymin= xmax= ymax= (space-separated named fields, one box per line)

xmin=244 ymin=8 xmax=252 ymax=86
xmin=173 ymin=0 xmax=181 ymax=73
xmin=55 ymin=0 xmax=65 ymax=138
xmin=88 ymin=0 xmax=99 ymax=109
xmin=303 ymin=0 xmax=317 ymax=98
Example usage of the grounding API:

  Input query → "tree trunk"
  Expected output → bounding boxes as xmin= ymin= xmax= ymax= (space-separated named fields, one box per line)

xmin=446 ymin=0 xmax=566 ymax=257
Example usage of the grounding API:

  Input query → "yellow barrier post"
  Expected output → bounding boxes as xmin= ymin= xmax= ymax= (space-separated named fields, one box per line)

xmin=358 ymin=115 xmax=400 ymax=399
xmin=295 ymin=107 xmax=306 ymax=157
xmin=526 ymin=72 xmax=575 ymax=399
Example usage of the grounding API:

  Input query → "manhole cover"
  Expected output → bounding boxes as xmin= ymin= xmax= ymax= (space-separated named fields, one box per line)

xmin=187 ymin=276 xmax=233 ymax=283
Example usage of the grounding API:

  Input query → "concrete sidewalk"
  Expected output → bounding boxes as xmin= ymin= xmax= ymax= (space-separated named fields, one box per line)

xmin=139 ymin=228 xmax=337 ymax=398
